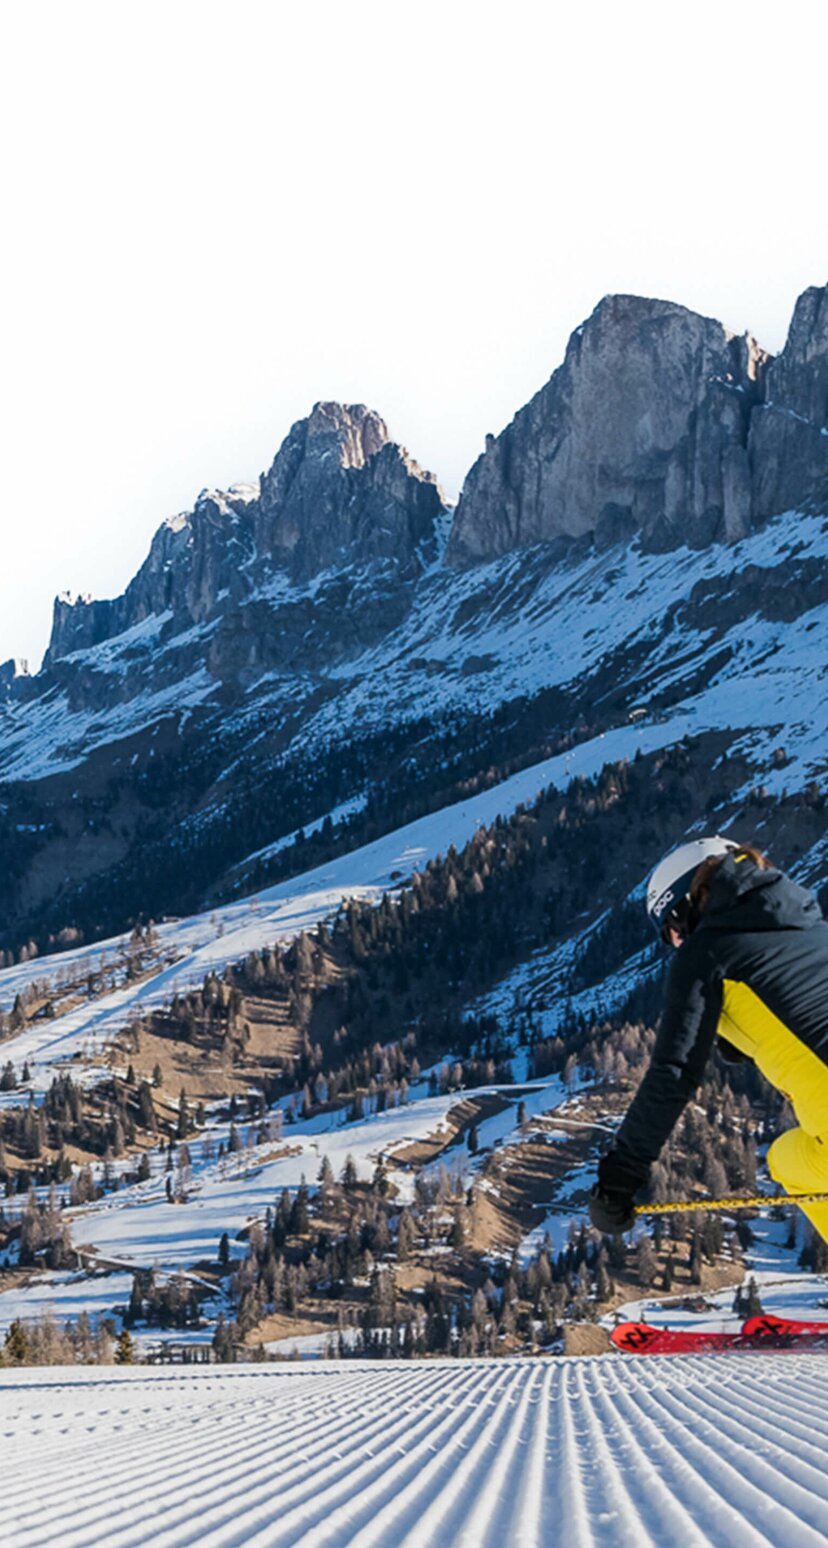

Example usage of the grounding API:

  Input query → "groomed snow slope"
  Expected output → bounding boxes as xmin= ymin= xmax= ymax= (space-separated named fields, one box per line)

xmin=4 ymin=1358 xmax=828 ymax=1548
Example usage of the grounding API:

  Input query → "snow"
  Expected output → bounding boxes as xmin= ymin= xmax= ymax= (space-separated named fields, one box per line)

xmin=0 ymin=1269 xmax=134 ymax=1335
xmin=3 ymin=1357 xmax=828 ymax=1547
xmin=0 ymin=1066 xmax=574 ymax=1325
xmin=0 ymin=665 xmax=216 ymax=782
xmin=295 ymin=507 xmax=828 ymax=784
xmin=469 ymin=925 xmax=662 ymax=1052
xmin=516 ymin=1159 xmax=603 ymax=1263
xmin=231 ymin=791 xmax=369 ymax=873
xmin=5 ymin=505 xmax=828 ymax=806
xmin=64 ymin=1075 xmax=572 ymax=1271
xmin=0 ymin=720 xmax=684 ymax=1098
xmin=263 ymin=1329 xmax=357 ymax=1356
xmin=59 ymin=609 xmax=175 ymax=669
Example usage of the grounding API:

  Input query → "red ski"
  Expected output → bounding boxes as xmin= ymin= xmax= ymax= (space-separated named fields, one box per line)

xmin=610 ymin=1318 xmax=828 ymax=1354
xmin=611 ymin=1321 xmax=753 ymax=1354
xmin=741 ymin=1312 xmax=828 ymax=1339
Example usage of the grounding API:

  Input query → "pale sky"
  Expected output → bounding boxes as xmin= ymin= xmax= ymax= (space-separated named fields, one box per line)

xmin=1 ymin=0 xmax=826 ymax=670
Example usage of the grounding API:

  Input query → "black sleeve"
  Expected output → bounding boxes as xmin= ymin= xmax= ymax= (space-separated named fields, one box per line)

xmin=612 ymin=939 xmax=723 ymax=1181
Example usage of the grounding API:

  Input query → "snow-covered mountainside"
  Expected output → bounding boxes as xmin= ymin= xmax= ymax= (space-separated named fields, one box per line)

xmin=1 ymin=284 xmax=826 ymax=953
xmin=5 ymin=1356 xmax=828 ymax=1548
xmin=1 ymin=283 xmax=828 ymax=1442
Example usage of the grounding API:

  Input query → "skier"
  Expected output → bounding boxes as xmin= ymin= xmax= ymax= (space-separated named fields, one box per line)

xmin=589 ymin=837 xmax=828 ymax=1242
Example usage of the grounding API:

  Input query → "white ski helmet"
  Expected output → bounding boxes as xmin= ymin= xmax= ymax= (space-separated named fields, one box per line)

xmin=646 ymin=835 xmax=741 ymax=937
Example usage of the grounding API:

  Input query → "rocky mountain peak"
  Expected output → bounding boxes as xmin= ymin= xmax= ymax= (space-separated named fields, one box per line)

xmin=0 ymin=658 xmax=29 ymax=702
xmin=748 ymin=281 xmax=828 ymax=521
xmin=446 ymin=294 xmax=772 ymax=566
xmin=44 ymin=483 xmax=260 ymax=665
xmin=43 ymin=403 xmax=445 ymax=664
xmin=307 ymin=401 xmax=390 ymax=468
xmin=35 ymin=285 xmax=828 ymax=673
xmin=447 ymin=285 xmax=828 ymax=568
xmin=256 ymin=401 xmax=444 ymax=580
xmin=764 ymin=284 xmax=828 ymax=424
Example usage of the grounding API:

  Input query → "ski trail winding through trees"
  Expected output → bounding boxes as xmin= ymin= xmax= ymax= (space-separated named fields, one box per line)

xmin=3 ymin=1358 xmax=828 ymax=1548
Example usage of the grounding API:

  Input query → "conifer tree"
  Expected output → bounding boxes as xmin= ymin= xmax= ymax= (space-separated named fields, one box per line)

xmin=176 ymin=1089 xmax=191 ymax=1139
xmin=744 ymin=1276 xmax=764 ymax=1316
xmin=634 ymin=1235 xmax=658 ymax=1288
xmin=115 ymin=1328 xmax=135 ymax=1364
xmin=4 ymin=1320 xmax=30 ymax=1366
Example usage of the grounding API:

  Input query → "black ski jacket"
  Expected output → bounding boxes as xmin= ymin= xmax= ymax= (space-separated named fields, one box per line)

xmin=613 ymin=855 xmax=828 ymax=1183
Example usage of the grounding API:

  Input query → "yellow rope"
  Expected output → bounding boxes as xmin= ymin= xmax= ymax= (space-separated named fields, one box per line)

xmin=635 ymin=1192 xmax=828 ymax=1216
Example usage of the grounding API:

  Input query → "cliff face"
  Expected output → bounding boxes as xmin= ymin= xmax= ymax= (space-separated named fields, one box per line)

xmin=748 ymin=285 xmax=828 ymax=520
xmin=45 ymin=486 xmax=259 ymax=665
xmin=2 ymin=284 xmax=828 ymax=950
xmin=44 ymin=404 xmax=445 ymax=666
xmin=256 ymin=402 xmax=444 ymax=580
xmin=446 ymin=295 xmax=770 ymax=565
xmin=446 ymin=285 xmax=828 ymax=566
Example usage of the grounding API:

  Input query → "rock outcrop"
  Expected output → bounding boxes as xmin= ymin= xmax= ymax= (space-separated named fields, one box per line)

xmin=446 ymin=295 xmax=771 ymax=566
xmin=256 ymin=402 xmax=443 ymax=580
xmin=0 ymin=659 xmax=29 ymax=701
xmin=748 ymin=285 xmax=828 ymax=520
xmin=45 ymin=486 xmax=259 ymax=666
xmin=44 ymin=405 xmax=445 ymax=665
xmin=39 ymin=285 xmax=828 ymax=672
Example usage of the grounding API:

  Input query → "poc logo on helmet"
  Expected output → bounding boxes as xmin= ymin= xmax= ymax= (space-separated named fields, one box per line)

xmin=646 ymin=836 xmax=741 ymax=937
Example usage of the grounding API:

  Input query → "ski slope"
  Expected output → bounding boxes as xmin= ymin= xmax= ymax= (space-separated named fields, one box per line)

xmin=0 ymin=712 xmax=692 ymax=1101
xmin=66 ymin=1080 xmax=530 ymax=1270
xmin=3 ymin=1356 xmax=828 ymax=1548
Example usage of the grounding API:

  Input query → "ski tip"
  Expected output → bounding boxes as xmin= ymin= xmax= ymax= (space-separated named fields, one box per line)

xmin=609 ymin=1321 xmax=662 ymax=1353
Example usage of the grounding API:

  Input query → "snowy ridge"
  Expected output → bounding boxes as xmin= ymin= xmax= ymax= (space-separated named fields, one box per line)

xmin=256 ymin=507 xmax=828 ymax=779
xmin=4 ymin=1358 xmax=828 ymax=1547
xmin=3 ymin=506 xmax=828 ymax=793
xmin=0 ymin=665 xmax=215 ymax=782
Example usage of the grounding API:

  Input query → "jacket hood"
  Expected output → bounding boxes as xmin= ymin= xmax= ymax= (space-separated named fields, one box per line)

xmin=698 ymin=855 xmax=823 ymax=934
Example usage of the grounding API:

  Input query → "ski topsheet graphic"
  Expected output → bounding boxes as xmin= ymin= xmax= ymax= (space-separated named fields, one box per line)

xmin=611 ymin=1316 xmax=828 ymax=1354
xmin=741 ymin=1313 xmax=828 ymax=1338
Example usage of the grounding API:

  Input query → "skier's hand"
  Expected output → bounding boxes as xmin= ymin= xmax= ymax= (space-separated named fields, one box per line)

xmin=588 ymin=1182 xmax=636 ymax=1234
xmin=588 ymin=1149 xmax=647 ymax=1233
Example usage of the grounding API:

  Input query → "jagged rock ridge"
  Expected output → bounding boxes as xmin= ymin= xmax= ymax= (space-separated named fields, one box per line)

xmin=447 ymin=287 xmax=828 ymax=565
xmin=40 ymin=286 xmax=828 ymax=666
xmin=45 ymin=403 xmax=445 ymax=665
xmin=1 ymin=284 xmax=827 ymax=951
xmin=257 ymin=401 xmax=444 ymax=581
xmin=749 ymin=286 xmax=828 ymax=521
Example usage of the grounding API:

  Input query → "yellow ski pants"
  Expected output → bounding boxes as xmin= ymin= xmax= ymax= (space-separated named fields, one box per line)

xmin=719 ymin=979 xmax=828 ymax=1243
xmin=767 ymin=1128 xmax=828 ymax=1244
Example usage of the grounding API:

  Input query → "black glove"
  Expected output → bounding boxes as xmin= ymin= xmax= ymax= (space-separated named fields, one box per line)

xmin=588 ymin=1148 xmax=649 ymax=1234
xmin=588 ymin=1182 xmax=635 ymax=1234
